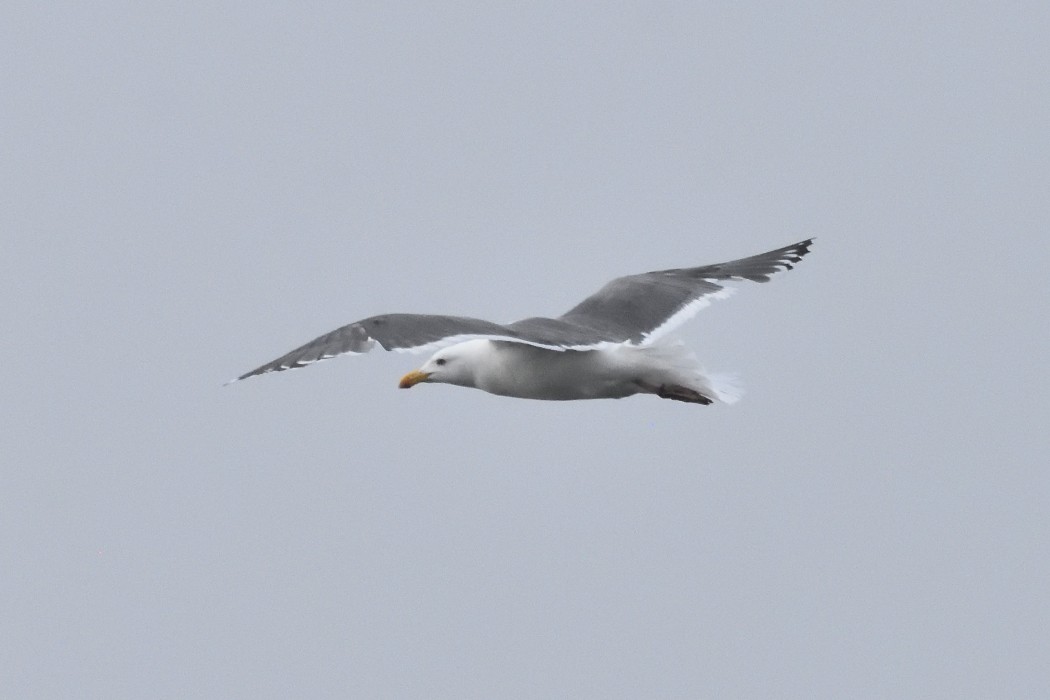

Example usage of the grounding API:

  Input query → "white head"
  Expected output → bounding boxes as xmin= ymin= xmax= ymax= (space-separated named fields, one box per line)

xmin=398 ymin=340 xmax=490 ymax=390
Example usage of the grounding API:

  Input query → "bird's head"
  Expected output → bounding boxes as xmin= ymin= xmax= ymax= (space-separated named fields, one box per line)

xmin=398 ymin=341 xmax=485 ymax=389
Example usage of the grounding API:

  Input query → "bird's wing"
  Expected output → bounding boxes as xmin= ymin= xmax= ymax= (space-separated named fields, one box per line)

xmin=557 ymin=238 xmax=814 ymax=344
xmin=232 ymin=314 xmax=524 ymax=382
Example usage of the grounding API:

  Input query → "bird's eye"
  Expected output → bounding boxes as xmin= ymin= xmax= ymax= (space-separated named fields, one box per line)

xmin=435 ymin=358 xmax=447 ymax=366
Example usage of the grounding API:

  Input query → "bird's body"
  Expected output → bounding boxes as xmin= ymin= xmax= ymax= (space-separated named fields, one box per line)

xmin=463 ymin=340 xmax=619 ymax=400
xmin=479 ymin=341 xmax=645 ymax=401
xmin=415 ymin=338 xmax=737 ymax=404
xmin=232 ymin=239 xmax=813 ymax=406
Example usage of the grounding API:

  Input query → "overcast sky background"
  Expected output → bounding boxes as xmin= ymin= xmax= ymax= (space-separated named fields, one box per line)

xmin=3 ymin=2 xmax=1048 ymax=698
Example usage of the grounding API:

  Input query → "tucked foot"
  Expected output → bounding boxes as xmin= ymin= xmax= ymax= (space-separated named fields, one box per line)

xmin=657 ymin=384 xmax=713 ymax=405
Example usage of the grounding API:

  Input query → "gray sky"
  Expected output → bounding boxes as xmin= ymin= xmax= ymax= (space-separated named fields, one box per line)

xmin=3 ymin=2 xmax=1048 ymax=698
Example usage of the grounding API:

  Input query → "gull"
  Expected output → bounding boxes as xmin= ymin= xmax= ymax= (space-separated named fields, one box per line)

xmin=232 ymin=239 xmax=813 ymax=405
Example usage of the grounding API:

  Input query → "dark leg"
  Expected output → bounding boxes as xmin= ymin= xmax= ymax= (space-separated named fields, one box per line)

xmin=657 ymin=384 xmax=713 ymax=405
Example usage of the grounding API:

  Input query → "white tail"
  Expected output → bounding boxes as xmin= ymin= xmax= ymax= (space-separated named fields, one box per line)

xmin=626 ymin=337 xmax=744 ymax=405
xmin=704 ymin=372 xmax=744 ymax=404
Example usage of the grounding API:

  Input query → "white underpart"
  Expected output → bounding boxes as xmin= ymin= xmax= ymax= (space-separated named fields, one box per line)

xmin=433 ymin=338 xmax=741 ymax=403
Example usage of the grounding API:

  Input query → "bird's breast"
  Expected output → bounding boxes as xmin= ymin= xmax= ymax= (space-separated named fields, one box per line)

xmin=475 ymin=343 xmax=637 ymax=401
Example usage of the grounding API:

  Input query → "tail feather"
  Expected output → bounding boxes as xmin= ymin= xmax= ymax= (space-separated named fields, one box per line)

xmin=631 ymin=337 xmax=744 ymax=405
xmin=705 ymin=373 xmax=744 ymax=405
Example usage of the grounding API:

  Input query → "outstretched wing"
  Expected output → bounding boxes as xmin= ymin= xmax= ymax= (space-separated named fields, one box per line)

xmin=231 ymin=239 xmax=814 ymax=382
xmin=558 ymin=238 xmax=813 ymax=344
xmin=231 ymin=314 xmax=525 ymax=382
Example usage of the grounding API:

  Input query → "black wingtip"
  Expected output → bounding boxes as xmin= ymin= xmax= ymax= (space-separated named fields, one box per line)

xmin=778 ymin=238 xmax=815 ymax=268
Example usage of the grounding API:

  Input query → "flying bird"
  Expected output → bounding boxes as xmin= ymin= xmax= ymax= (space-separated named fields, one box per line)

xmin=232 ymin=239 xmax=813 ymax=405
